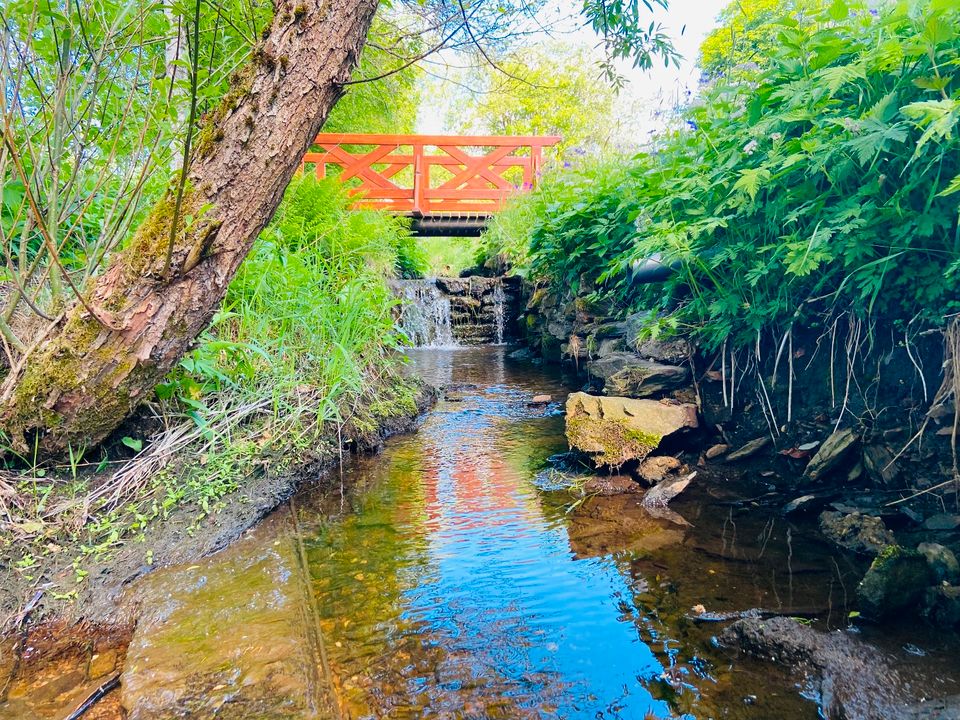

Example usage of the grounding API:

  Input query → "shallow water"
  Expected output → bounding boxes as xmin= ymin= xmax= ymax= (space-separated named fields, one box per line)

xmin=4 ymin=347 xmax=959 ymax=720
xmin=287 ymin=348 xmax=864 ymax=718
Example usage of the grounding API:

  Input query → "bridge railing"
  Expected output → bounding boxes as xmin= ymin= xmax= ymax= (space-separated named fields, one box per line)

xmin=301 ymin=134 xmax=561 ymax=216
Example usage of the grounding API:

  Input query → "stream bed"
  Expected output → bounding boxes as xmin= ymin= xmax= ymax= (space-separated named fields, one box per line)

xmin=3 ymin=347 xmax=959 ymax=719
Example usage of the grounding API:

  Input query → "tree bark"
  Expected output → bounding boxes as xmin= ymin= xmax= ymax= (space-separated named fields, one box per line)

xmin=0 ymin=0 xmax=380 ymax=455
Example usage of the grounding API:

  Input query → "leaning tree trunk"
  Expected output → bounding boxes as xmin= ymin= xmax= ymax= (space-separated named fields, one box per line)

xmin=0 ymin=0 xmax=380 ymax=455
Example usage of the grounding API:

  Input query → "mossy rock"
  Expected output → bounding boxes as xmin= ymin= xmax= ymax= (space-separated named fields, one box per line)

xmin=564 ymin=392 xmax=698 ymax=468
xmin=856 ymin=545 xmax=933 ymax=619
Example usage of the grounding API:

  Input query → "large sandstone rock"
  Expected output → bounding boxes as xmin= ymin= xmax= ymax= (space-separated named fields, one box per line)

xmin=585 ymin=352 xmax=690 ymax=398
xmin=565 ymin=392 xmax=698 ymax=467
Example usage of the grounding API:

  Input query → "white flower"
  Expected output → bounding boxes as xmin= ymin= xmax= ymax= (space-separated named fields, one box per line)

xmin=771 ymin=132 xmax=783 ymax=142
xmin=743 ymin=139 xmax=759 ymax=155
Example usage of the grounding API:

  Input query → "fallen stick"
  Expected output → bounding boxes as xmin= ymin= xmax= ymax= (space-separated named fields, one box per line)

xmin=64 ymin=674 xmax=120 ymax=720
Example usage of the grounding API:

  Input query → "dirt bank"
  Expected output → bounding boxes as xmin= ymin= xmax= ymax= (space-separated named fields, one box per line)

xmin=0 ymin=378 xmax=436 ymax=629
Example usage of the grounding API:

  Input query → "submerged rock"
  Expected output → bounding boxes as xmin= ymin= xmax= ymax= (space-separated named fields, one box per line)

xmin=120 ymin=516 xmax=335 ymax=719
xmin=581 ymin=474 xmax=641 ymax=496
xmin=585 ymin=353 xmax=690 ymax=398
xmin=564 ymin=392 xmax=699 ymax=468
xmin=819 ymin=511 xmax=896 ymax=555
xmin=857 ymin=545 xmax=933 ymax=619
xmin=566 ymin=494 xmax=686 ymax=559
xmin=722 ymin=616 xmax=957 ymax=720
xmin=636 ymin=455 xmax=682 ymax=483
xmin=804 ymin=428 xmax=860 ymax=480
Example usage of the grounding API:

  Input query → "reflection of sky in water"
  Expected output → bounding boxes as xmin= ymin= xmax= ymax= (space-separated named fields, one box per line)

xmin=391 ymin=377 xmax=672 ymax=718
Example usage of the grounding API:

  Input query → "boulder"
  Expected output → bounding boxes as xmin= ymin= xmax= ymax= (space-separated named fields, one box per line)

xmin=581 ymin=474 xmax=641 ymax=496
xmin=804 ymin=428 xmax=860 ymax=480
xmin=585 ymin=353 xmax=690 ymax=398
xmin=917 ymin=542 xmax=960 ymax=584
xmin=636 ymin=455 xmax=682 ymax=483
xmin=856 ymin=546 xmax=934 ymax=619
xmin=819 ymin=511 xmax=896 ymax=555
xmin=565 ymin=392 xmax=699 ymax=468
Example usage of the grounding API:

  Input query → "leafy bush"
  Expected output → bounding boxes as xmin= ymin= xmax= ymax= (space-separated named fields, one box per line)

xmin=493 ymin=0 xmax=960 ymax=350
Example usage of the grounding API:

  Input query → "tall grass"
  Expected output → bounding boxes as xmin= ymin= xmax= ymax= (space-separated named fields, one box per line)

xmin=164 ymin=175 xmax=423 ymax=452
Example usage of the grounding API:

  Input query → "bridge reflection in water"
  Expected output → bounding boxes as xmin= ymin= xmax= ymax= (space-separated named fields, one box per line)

xmin=300 ymin=134 xmax=561 ymax=236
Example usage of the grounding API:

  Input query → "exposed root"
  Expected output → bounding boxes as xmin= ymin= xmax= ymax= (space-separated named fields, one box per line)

xmin=885 ymin=316 xmax=960 ymax=495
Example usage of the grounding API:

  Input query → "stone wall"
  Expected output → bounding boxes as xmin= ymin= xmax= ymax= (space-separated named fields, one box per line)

xmin=437 ymin=275 xmax=523 ymax=346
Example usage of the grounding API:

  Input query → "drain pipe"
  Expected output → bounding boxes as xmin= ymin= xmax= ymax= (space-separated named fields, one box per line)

xmin=630 ymin=253 xmax=680 ymax=284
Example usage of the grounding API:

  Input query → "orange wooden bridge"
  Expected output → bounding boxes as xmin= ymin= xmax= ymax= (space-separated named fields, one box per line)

xmin=301 ymin=133 xmax=561 ymax=236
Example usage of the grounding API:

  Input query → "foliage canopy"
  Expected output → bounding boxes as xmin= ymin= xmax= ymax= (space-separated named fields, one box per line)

xmin=487 ymin=0 xmax=960 ymax=351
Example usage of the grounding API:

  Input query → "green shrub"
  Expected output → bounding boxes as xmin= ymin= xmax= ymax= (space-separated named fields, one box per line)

xmin=493 ymin=0 xmax=960 ymax=350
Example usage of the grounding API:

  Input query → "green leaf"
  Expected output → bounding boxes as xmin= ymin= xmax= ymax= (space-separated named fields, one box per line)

xmin=732 ymin=167 xmax=771 ymax=202
xmin=121 ymin=436 xmax=143 ymax=453
xmin=938 ymin=173 xmax=960 ymax=197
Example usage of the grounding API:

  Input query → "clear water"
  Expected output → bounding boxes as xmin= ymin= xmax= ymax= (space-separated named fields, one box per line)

xmin=7 ymin=347 xmax=959 ymax=720
xmin=291 ymin=348 xmax=885 ymax=719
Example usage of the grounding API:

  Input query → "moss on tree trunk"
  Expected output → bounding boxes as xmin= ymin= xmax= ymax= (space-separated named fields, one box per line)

xmin=0 ymin=0 xmax=380 ymax=456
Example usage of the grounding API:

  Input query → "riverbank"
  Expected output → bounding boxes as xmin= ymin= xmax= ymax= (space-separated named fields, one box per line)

xmin=0 ymin=372 xmax=435 ymax=628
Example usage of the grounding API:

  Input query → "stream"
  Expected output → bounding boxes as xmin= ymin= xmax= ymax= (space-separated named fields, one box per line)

xmin=3 ymin=347 xmax=960 ymax=719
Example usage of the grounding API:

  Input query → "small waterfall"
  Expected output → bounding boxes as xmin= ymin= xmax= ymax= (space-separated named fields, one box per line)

xmin=390 ymin=276 xmax=520 ymax=347
xmin=391 ymin=279 xmax=454 ymax=347
xmin=492 ymin=280 xmax=506 ymax=345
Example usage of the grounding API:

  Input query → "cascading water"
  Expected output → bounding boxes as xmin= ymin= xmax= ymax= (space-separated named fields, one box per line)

xmin=491 ymin=280 xmax=506 ymax=345
xmin=391 ymin=279 xmax=455 ymax=347
xmin=390 ymin=276 xmax=520 ymax=347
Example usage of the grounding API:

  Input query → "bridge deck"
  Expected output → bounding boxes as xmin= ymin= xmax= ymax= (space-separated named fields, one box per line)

xmin=301 ymin=134 xmax=560 ymax=234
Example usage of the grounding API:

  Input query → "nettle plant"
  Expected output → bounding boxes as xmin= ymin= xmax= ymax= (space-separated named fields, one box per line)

xmin=516 ymin=0 xmax=960 ymax=352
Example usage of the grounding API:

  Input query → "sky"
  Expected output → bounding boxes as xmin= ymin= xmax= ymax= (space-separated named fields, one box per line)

xmin=416 ymin=0 xmax=730 ymax=142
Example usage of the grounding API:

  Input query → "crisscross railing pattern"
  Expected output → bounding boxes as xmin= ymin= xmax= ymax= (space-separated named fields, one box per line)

xmin=301 ymin=134 xmax=561 ymax=216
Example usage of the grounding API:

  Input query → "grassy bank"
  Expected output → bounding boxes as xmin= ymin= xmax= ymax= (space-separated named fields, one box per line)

xmin=0 ymin=176 xmax=430 ymax=617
